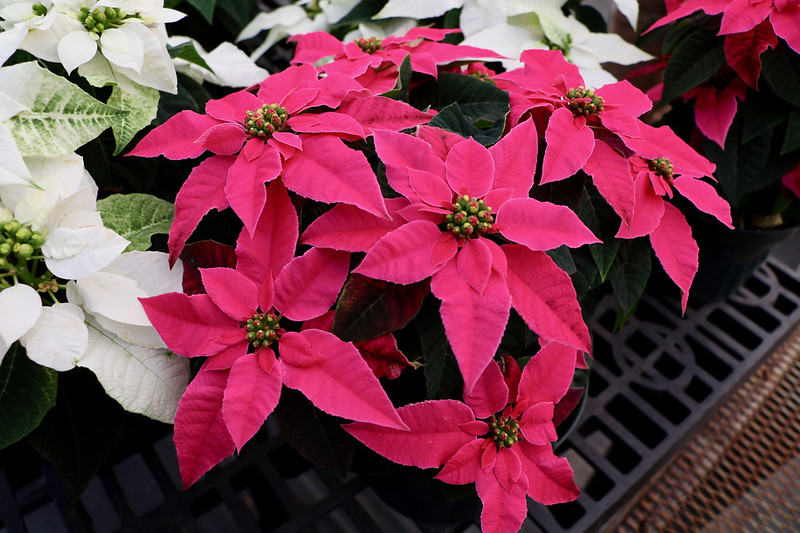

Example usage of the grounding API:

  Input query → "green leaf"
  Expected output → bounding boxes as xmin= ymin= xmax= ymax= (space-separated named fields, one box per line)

xmin=187 ymin=0 xmax=216 ymax=24
xmin=381 ymin=53 xmax=413 ymax=102
xmin=428 ymin=72 xmax=509 ymax=127
xmin=428 ymin=102 xmax=504 ymax=146
xmin=26 ymin=367 xmax=127 ymax=498
xmin=609 ymin=238 xmax=651 ymax=314
xmin=167 ymin=41 xmax=214 ymax=73
xmin=662 ymin=29 xmax=725 ymax=103
xmin=332 ymin=274 xmax=430 ymax=342
xmin=416 ymin=299 xmax=462 ymax=400
xmin=0 ymin=344 xmax=58 ymax=449
xmin=216 ymin=0 xmax=258 ymax=31
xmin=97 ymin=193 xmax=174 ymax=252
xmin=741 ymin=90 xmax=789 ymax=144
xmin=274 ymin=388 xmax=354 ymax=480
xmin=547 ymin=246 xmax=577 ymax=275
xmin=781 ymin=108 xmax=800 ymax=155
xmin=107 ymin=77 xmax=160 ymax=155
xmin=0 ymin=62 xmax=128 ymax=157
xmin=761 ymin=46 xmax=800 ymax=108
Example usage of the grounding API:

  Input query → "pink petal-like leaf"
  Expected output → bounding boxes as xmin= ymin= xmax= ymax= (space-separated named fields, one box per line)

xmin=205 ymin=90 xmax=262 ymax=122
xmin=465 ymin=359 xmax=509 ymax=419
xmin=173 ymin=365 xmax=236 ymax=489
xmin=372 ymin=129 xmax=445 ymax=200
xmin=617 ymin=170 xmax=665 ymax=239
xmin=287 ymin=112 xmax=365 ymax=138
xmin=693 ymin=85 xmax=740 ymax=148
xmin=489 ymin=119 xmax=537 ymax=196
xmin=353 ymin=220 xmax=441 ymax=284
xmin=497 ymin=198 xmax=600 ymax=251
xmin=650 ymin=202 xmax=698 ymax=312
xmin=195 ymin=122 xmax=247 ymax=155
xmin=583 ymin=140 xmax=636 ymax=229
xmin=673 ymin=176 xmax=733 ymax=228
xmin=235 ymin=180 xmax=299 ymax=282
xmin=541 ymin=107 xmax=594 ymax=184
xmin=494 ymin=447 xmax=523 ymax=492
xmin=445 ymin=137 xmax=494 ymax=198
xmin=337 ymin=94 xmax=432 ymax=133
xmin=167 ymin=155 xmax=234 ymax=266
xmin=435 ymin=439 xmax=486 ymax=485
xmin=344 ymin=400 xmax=476 ymax=468
xmin=518 ymin=402 xmax=557 ymax=445
xmin=416 ymin=124 xmax=467 ymax=160
xmin=518 ymin=341 xmax=579 ymax=405
xmin=199 ymin=267 xmax=258 ymax=320
xmin=281 ymin=135 xmax=388 ymax=218
xmin=257 ymin=63 xmax=318 ymax=106
xmin=457 ymin=238 xmax=493 ymax=294
xmin=503 ymin=245 xmax=591 ymax=353
xmin=140 ymin=293 xmax=236 ymax=357
xmin=127 ymin=110 xmax=218 ymax=159
xmin=719 ymin=0 xmax=770 ymax=35
xmin=431 ymin=260 xmax=511 ymax=392
xmin=300 ymin=199 xmax=408 ymax=252
xmin=598 ymin=80 xmax=653 ymax=119
xmin=476 ymin=470 xmax=529 ymax=533
xmin=222 ymin=352 xmax=283 ymax=451
xmin=499 ymin=353 xmax=521 ymax=401
xmin=274 ymin=248 xmax=350 ymax=321
xmin=516 ymin=441 xmax=579 ymax=504
xmin=204 ymin=342 xmax=248 ymax=370
xmin=225 ymin=145 xmax=282 ymax=236
xmin=770 ymin=5 xmax=800 ymax=55
xmin=408 ymin=168 xmax=452 ymax=208
xmin=291 ymin=31 xmax=344 ymax=64
xmin=279 ymin=329 xmax=406 ymax=429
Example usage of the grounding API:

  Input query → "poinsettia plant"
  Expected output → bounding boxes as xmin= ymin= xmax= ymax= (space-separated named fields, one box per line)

xmin=0 ymin=1 xmax=734 ymax=532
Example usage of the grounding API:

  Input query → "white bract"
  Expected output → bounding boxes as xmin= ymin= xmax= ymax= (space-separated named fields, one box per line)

xmin=168 ymin=36 xmax=270 ymax=88
xmin=0 ymin=0 xmax=185 ymax=92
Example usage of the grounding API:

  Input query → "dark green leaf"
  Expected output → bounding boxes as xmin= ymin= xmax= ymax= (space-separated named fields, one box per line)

xmin=761 ymin=46 xmax=800 ymax=108
xmin=332 ymin=274 xmax=430 ymax=342
xmin=381 ymin=54 xmax=412 ymax=102
xmin=216 ymin=0 xmax=258 ymax=32
xmin=156 ymin=73 xmax=210 ymax=125
xmin=547 ymin=246 xmax=577 ymax=275
xmin=0 ymin=344 xmax=57 ymax=450
xmin=167 ymin=41 xmax=214 ymax=73
xmin=662 ymin=19 xmax=697 ymax=56
xmin=609 ymin=238 xmax=651 ymax=313
xmin=573 ymin=5 xmax=607 ymax=33
xmin=336 ymin=0 xmax=387 ymax=25
xmin=27 ymin=368 xmax=127 ymax=498
xmin=416 ymin=300 xmax=462 ymax=400
xmin=187 ymin=0 xmax=216 ymax=24
xmin=741 ymin=90 xmax=789 ymax=143
xmin=781 ymin=108 xmax=800 ymax=154
xmin=662 ymin=29 xmax=725 ymax=102
xmin=274 ymin=389 xmax=354 ymax=480
xmin=97 ymin=193 xmax=174 ymax=252
xmin=428 ymin=102 xmax=503 ymax=146
xmin=429 ymin=72 xmax=509 ymax=126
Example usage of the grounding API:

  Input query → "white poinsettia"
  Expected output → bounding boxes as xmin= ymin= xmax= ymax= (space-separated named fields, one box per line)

xmin=0 ymin=283 xmax=42 ymax=365
xmin=0 ymin=0 xmax=185 ymax=93
xmin=0 ymin=0 xmax=62 ymax=65
xmin=167 ymin=36 xmax=269 ymax=88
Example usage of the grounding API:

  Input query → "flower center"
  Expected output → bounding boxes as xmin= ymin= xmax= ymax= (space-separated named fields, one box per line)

xmin=244 ymin=104 xmax=289 ymax=141
xmin=445 ymin=195 xmax=494 ymax=239
xmin=31 ymin=2 xmax=48 ymax=16
xmin=0 ymin=217 xmax=54 ymax=292
xmin=489 ymin=415 xmax=521 ymax=449
xmin=77 ymin=5 xmax=140 ymax=35
xmin=244 ymin=310 xmax=282 ymax=350
xmin=648 ymin=157 xmax=674 ymax=180
xmin=354 ymin=37 xmax=382 ymax=54
xmin=542 ymin=33 xmax=573 ymax=56
xmin=565 ymin=86 xmax=604 ymax=117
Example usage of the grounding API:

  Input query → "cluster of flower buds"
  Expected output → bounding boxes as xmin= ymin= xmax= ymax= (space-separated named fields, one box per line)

xmin=489 ymin=415 xmax=521 ymax=449
xmin=0 ymin=218 xmax=45 ymax=266
xmin=564 ymin=86 xmax=604 ymax=117
xmin=245 ymin=311 xmax=282 ymax=349
xmin=77 ymin=5 xmax=137 ymax=34
xmin=354 ymin=36 xmax=382 ymax=54
xmin=31 ymin=2 xmax=48 ymax=16
xmin=445 ymin=195 xmax=494 ymax=239
xmin=648 ymin=157 xmax=675 ymax=180
xmin=244 ymin=104 xmax=289 ymax=140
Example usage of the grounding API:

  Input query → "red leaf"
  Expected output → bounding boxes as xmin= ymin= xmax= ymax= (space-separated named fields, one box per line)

xmin=650 ymin=203 xmax=698 ymax=313
xmin=225 ymin=145 xmax=282 ymax=236
xmin=516 ymin=441 xmax=579 ymax=504
xmin=337 ymin=94 xmax=433 ymax=133
xmin=180 ymin=240 xmax=236 ymax=296
xmin=464 ymin=359 xmax=509 ymax=419
xmin=354 ymin=334 xmax=413 ymax=380
xmin=344 ymin=400 xmax=476 ymax=468
xmin=173 ymin=365 xmax=236 ymax=489
xmin=489 ymin=119 xmax=538 ymax=197
xmin=553 ymin=387 xmax=585 ymax=428
xmin=542 ymin=107 xmax=595 ymax=184
xmin=274 ymin=248 xmax=350 ymax=322
xmin=497 ymin=198 xmax=600 ymax=251
xmin=476 ymin=470 xmax=529 ymax=533
xmin=583 ymin=140 xmax=636 ymax=229
xmin=517 ymin=341 xmax=579 ymax=405
xmin=724 ymin=21 xmax=778 ymax=88
xmin=353 ymin=220 xmax=442 ymax=285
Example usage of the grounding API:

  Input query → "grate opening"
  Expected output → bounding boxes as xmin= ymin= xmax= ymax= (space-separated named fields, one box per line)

xmin=2 ymin=444 xmax=43 ymax=491
xmin=634 ymin=299 xmax=677 ymax=330
xmin=606 ymin=395 xmax=667 ymax=449
xmin=587 ymin=371 xmax=608 ymax=398
xmin=189 ymin=489 xmax=223 ymax=519
xmin=229 ymin=467 xmax=288 ymax=526
xmin=741 ymin=275 xmax=771 ymax=297
xmin=624 ymin=331 xmax=657 ymax=358
xmin=774 ymin=294 xmax=798 ymax=316
xmin=653 ymin=353 xmax=684 ymax=380
xmin=548 ymin=500 xmax=585 ymax=528
xmin=707 ymin=310 xmax=762 ymax=350
xmin=684 ymin=377 xmax=712 ymax=402
xmin=730 ymin=302 xmax=781 ymax=332
xmin=594 ymin=336 xmax=623 ymax=377
xmin=23 ymin=500 xmax=67 ymax=533
xmin=112 ymin=453 xmax=165 ymax=516
xmin=630 ymin=384 xmax=690 ymax=425
xmin=686 ymin=337 xmax=733 ymax=381
xmin=773 ymin=265 xmax=800 ymax=295
xmin=578 ymin=418 xmax=641 ymax=474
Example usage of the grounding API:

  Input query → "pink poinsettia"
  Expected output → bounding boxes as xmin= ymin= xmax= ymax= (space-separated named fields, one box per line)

xmin=685 ymin=71 xmax=749 ymax=148
xmin=648 ymin=1 xmax=790 ymax=88
xmin=494 ymin=49 xmax=653 ymax=184
xmin=291 ymin=27 xmax=501 ymax=94
xmin=345 ymin=343 xmax=580 ymax=533
xmin=128 ymin=62 xmax=432 ymax=264
xmin=584 ymin=124 xmax=733 ymax=310
xmin=139 ymin=182 xmax=407 ymax=488
xmin=302 ymin=122 xmax=597 ymax=390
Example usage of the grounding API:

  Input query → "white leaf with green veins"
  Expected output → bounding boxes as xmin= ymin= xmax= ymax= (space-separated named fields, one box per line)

xmin=80 ymin=319 xmax=190 ymax=424
xmin=0 ymin=62 xmax=128 ymax=157
xmin=98 ymin=193 xmax=174 ymax=252
xmin=107 ymin=76 xmax=159 ymax=155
